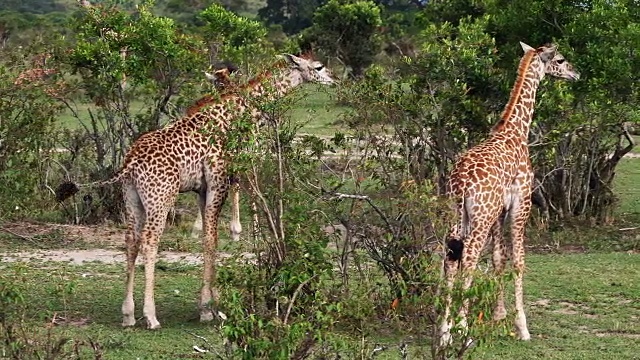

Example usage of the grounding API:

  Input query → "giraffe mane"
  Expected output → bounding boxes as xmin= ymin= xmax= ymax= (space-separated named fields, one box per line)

xmin=246 ymin=58 xmax=289 ymax=88
xmin=185 ymin=59 xmax=289 ymax=117
xmin=491 ymin=49 xmax=537 ymax=133
xmin=186 ymin=95 xmax=221 ymax=116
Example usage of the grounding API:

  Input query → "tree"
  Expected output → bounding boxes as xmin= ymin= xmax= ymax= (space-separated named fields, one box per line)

xmin=338 ymin=15 xmax=502 ymax=190
xmin=0 ymin=43 xmax=63 ymax=218
xmin=303 ymin=0 xmax=383 ymax=77
xmin=58 ymin=0 xmax=208 ymax=222
xmin=258 ymin=0 xmax=326 ymax=35
xmin=199 ymin=3 xmax=271 ymax=69
xmin=403 ymin=0 xmax=640 ymax=223
xmin=479 ymin=0 xmax=640 ymax=223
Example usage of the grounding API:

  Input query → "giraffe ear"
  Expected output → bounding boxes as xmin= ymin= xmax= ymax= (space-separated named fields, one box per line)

xmin=520 ymin=41 xmax=535 ymax=53
xmin=538 ymin=44 xmax=558 ymax=62
xmin=282 ymin=54 xmax=304 ymax=67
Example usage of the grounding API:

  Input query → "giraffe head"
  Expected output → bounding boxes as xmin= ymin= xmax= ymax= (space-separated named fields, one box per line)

xmin=520 ymin=42 xmax=580 ymax=81
xmin=280 ymin=53 xmax=335 ymax=86
xmin=205 ymin=61 xmax=240 ymax=90
xmin=205 ymin=68 xmax=235 ymax=90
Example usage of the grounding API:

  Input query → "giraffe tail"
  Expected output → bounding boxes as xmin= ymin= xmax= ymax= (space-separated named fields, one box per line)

xmin=446 ymin=238 xmax=464 ymax=261
xmin=446 ymin=195 xmax=470 ymax=262
xmin=54 ymin=166 xmax=130 ymax=202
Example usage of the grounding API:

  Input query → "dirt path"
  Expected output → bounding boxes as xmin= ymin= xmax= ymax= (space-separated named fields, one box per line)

xmin=0 ymin=248 xmax=206 ymax=265
xmin=0 ymin=221 xmax=258 ymax=265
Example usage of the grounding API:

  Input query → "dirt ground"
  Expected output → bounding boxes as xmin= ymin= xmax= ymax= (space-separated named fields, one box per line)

xmin=0 ymin=221 xmax=257 ymax=265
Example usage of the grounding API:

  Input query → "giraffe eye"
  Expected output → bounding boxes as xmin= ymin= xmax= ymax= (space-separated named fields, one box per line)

xmin=557 ymin=59 xmax=566 ymax=64
xmin=315 ymin=65 xmax=324 ymax=71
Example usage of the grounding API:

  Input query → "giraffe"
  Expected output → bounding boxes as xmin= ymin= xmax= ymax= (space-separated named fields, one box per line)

xmin=13 ymin=52 xmax=66 ymax=98
xmin=439 ymin=42 xmax=580 ymax=345
xmin=206 ymin=61 xmax=240 ymax=89
xmin=188 ymin=65 xmax=243 ymax=240
xmin=56 ymin=53 xmax=335 ymax=329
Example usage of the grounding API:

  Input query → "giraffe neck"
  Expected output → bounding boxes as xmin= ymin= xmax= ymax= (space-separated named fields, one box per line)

xmin=246 ymin=63 xmax=302 ymax=99
xmin=181 ymin=60 xmax=298 ymax=131
xmin=491 ymin=50 xmax=545 ymax=140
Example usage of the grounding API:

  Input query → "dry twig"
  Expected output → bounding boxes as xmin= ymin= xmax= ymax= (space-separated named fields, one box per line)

xmin=0 ymin=226 xmax=44 ymax=248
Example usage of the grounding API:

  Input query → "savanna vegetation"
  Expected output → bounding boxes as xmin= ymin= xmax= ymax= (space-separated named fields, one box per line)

xmin=0 ymin=0 xmax=638 ymax=359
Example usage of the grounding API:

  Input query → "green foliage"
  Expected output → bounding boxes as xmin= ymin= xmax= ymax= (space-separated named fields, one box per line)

xmin=54 ymin=0 xmax=209 ymax=222
xmin=200 ymin=3 xmax=271 ymax=66
xmin=209 ymin=69 xmax=506 ymax=357
xmin=0 ymin=48 xmax=63 ymax=219
xmin=0 ymin=0 xmax=66 ymax=14
xmin=214 ymin=89 xmax=351 ymax=359
xmin=303 ymin=0 xmax=383 ymax=77
xmin=0 ymin=266 xmax=102 ymax=359
xmin=0 ymin=10 xmax=71 ymax=47
xmin=258 ymin=0 xmax=325 ymax=35
xmin=201 ymin=3 xmax=266 ymax=48
xmin=338 ymin=15 xmax=502 ymax=189
xmin=159 ymin=0 xmax=217 ymax=25
xmin=69 ymin=0 xmax=206 ymax=123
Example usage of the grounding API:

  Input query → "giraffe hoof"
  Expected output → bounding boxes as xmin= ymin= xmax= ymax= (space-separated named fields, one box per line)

xmin=518 ymin=331 xmax=531 ymax=341
xmin=493 ymin=310 xmax=507 ymax=321
xmin=122 ymin=316 xmax=136 ymax=327
xmin=146 ymin=319 xmax=161 ymax=330
xmin=439 ymin=332 xmax=452 ymax=347
xmin=200 ymin=311 xmax=214 ymax=322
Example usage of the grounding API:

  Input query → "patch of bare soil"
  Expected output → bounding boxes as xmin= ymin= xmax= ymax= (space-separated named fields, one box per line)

xmin=0 ymin=248 xmax=202 ymax=265
xmin=530 ymin=298 xmax=551 ymax=307
xmin=530 ymin=298 xmax=598 ymax=318
xmin=0 ymin=221 xmax=260 ymax=265
xmin=0 ymin=247 xmax=260 ymax=265
xmin=0 ymin=221 xmax=124 ymax=248
xmin=575 ymin=326 xmax=639 ymax=339
xmin=593 ymin=331 xmax=640 ymax=339
xmin=553 ymin=301 xmax=596 ymax=318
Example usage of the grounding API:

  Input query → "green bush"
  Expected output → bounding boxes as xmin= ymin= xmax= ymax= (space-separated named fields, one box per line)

xmin=0 ymin=47 xmax=63 ymax=219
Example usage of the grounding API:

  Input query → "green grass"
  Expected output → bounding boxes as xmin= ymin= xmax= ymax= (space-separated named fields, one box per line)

xmin=475 ymin=253 xmax=639 ymax=359
xmin=632 ymin=135 xmax=640 ymax=154
xmin=57 ymin=99 xmax=151 ymax=130
xmin=0 ymin=253 xmax=638 ymax=359
xmin=613 ymin=158 xmax=640 ymax=216
xmin=290 ymin=85 xmax=349 ymax=136
xmin=55 ymin=86 xmax=347 ymax=136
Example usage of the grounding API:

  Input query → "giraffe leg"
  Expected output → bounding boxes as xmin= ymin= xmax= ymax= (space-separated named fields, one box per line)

xmin=510 ymin=193 xmax=532 ymax=340
xmin=439 ymin=200 xmax=468 ymax=347
xmin=199 ymin=180 xmax=227 ymax=322
xmin=439 ymin=254 xmax=459 ymax=346
xmin=491 ymin=213 xmax=508 ymax=321
xmin=121 ymin=184 xmax=145 ymax=327
xmin=455 ymin=225 xmax=492 ymax=340
xmin=140 ymin=201 xmax=173 ymax=330
xmin=229 ymin=179 xmax=242 ymax=241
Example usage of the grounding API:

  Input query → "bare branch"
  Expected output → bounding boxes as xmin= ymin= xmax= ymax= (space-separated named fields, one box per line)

xmin=283 ymin=275 xmax=317 ymax=325
xmin=325 ymin=191 xmax=394 ymax=234
xmin=0 ymin=226 xmax=44 ymax=248
xmin=619 ymin=226 xmax=639 ymax=231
